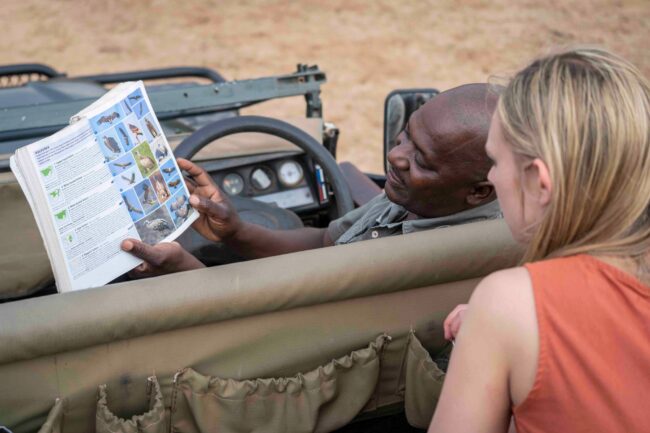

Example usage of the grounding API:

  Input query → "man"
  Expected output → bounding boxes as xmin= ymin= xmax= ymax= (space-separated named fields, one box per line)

xmin=121 ymin=83 xmax=500 ymax=276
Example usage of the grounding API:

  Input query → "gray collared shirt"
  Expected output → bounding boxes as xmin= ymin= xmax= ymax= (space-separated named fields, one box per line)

xmin=327 ymin=192 xmax=502 ymax=245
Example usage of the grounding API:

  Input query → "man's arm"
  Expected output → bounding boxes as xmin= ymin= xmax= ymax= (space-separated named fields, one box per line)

xmin=188 ymin=191 xmax=333 ymax=258
xmin=121 ymin=158 xmax=334 ymax=276
xmin=221 ymin=221 xmax=333 ymax=259
xmin=121 ymin=225 xmax=332 ymax=278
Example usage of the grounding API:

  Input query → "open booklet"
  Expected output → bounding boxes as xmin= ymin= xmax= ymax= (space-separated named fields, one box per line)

xmin=10 ymin=81 xmax=199 ymax=293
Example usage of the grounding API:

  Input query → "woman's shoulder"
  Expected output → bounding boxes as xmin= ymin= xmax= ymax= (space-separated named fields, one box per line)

xmin=469 ymin=267 xmax=537 ymax=355
xmin=481 ymin=255 xmax=595 ymax=294
xmin=466 ymin=267 xmax=537 ymax=347
xmin=473 ymin=266 xmax=532 ymax=305
xmin=470 ymin=266 xmax=540 ymax=404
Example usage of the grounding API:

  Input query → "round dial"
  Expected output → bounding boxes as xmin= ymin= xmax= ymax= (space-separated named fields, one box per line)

xmin=222 ymin=173 xmax=244 ymax=195
xmin=278 ymin=160 xmax=304 ymax=187
xmin=251 ymin=167 xmax=272 ymax=190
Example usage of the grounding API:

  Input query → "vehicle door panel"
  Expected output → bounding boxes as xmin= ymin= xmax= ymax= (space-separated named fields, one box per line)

xmin=0 ymin=220 xmax=521 ymax=432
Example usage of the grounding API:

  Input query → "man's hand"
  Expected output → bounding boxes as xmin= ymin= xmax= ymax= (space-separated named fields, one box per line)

xmin=178 ymin=158 xmax=243 ymax=242
xmin=443 ymin=304 xmax=469 ymax=341
xmin=174 ymin=158 xmax=327 ymax=259
xmin=121 ymin=239 xmax=205 ymax=278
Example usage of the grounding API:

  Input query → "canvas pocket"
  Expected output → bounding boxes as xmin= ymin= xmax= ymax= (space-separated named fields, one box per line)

xmin=36 ymin=398 xmax=65 ymax=433
xmin=96 ymin=376 xmax=166 ymax=433
xmin=170 ymin=335 xmax=388 ymax=433
xmin=402 ymin=331 xmax=447 ymax=429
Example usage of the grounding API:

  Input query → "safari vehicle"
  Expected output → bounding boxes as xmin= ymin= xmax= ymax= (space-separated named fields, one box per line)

xmin=0 ymin=64 xmax=520 ymax=433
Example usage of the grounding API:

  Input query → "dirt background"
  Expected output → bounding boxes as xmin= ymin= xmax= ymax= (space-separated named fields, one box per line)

xmin=2 ymin=0 xmax=649 ymax=173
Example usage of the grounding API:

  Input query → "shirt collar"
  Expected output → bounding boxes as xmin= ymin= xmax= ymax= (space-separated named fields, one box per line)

xmin=374 ymin=197 xmax=502 ymax=233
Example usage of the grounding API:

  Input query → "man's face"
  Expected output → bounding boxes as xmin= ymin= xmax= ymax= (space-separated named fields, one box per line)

xmin=385 ymin=100 xmax=478 ymax=218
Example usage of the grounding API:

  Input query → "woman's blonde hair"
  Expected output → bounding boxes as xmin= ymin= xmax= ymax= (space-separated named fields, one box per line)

xmin=497 ymin=47 xmax=650 ymax=267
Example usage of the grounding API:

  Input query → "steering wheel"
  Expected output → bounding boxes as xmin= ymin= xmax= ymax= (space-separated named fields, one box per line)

xmin=173 ymin=116 xmax=354 ymax=265
xmin=174 ymin=115 xmax=354 ymax=216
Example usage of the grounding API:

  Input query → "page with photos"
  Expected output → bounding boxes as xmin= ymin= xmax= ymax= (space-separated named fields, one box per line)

xmin=80 ymin=82 xmax=198 ymax=253
xmin=11 ymin=81 xmax=198 ymax=292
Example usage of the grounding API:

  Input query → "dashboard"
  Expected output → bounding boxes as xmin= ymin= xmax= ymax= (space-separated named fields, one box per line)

xmin=202 ymin=153 xmax=330 ymax=213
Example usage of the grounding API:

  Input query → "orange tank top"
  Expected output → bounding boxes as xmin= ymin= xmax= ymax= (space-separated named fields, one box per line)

xmin=513 ymin=254 xmax=650 ymax=433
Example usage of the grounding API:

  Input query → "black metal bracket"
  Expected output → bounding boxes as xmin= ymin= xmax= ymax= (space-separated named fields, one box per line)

xmin=0 ymin=64 xmax=65 ymax=88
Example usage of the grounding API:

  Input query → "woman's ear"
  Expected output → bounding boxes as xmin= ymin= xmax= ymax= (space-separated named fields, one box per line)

xmin=523 ymin=158 xmax=552 ymax=207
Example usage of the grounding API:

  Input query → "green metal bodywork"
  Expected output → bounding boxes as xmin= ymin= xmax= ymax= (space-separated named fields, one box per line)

xmin=0 ymin=66 xmax=326 ymax=162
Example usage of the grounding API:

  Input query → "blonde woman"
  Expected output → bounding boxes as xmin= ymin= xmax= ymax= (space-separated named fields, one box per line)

xmin=429 ymin=48 xmax=650 ymax=433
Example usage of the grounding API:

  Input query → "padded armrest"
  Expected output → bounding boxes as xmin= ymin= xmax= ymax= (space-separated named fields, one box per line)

xmin=0 ymin=219 xmax=521 ymax=364
xmin=0 ymin=180 xmax=53 ymax=300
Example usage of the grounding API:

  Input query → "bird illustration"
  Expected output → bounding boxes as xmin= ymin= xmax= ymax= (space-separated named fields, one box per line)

xmin=124 ymin=197 xmax=142 ymax=214
xmin=121 ymin=172 xmax=136 ymax=185
xmin=145 ymin=118 xmax=159 ymax=138
xmin=162 ymin=167 xmax=174 ymax=174
xmin=118 ymin=126 xmax=131 ymax=148
xmin=122 ymin=101 xmax=132 ymax=115
xmin=113 ymin=161 xmax=132 ymax=169
xmin=167 ymin=179 xmax=181 ymax=189
xmin=153 ymin=177 xmax=170 ymax=201
xmin=128 ymin=95 xmax=142 ymax=102
xmin=103 ymin=136 xmax=120 ymax=154
xmin=134 ymin=150 xmax=156 ymax=173
xmin=154 ymin=143 xmax=168 ymax=162
xmin=170 ymin=195 xmax=190 ymax=223
xmin=169 ymin=194 xmax=187 ymax=210
xmin=140 ymin=183 xmax=156 ymax=205
xmin=144 ymin=218 xmax=172 ymax=233
xmin=97 ymin=112 xmax=120 ymax=125
xmin=129 ymin=124 xmax=144 ymax=143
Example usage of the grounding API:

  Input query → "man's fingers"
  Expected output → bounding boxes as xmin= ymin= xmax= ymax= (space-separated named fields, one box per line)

xmin=177 ymin=158 xmax=215 ymax=188
xmin=211 ymin=184 xmax=228 ymax=202
xmin=176 ymin=158 xmax=192 ymax=168
xmin=127 ymin=262 xmax=153 ymax=279
xmin=183 ymin=175 xmax=197 ymax=193
xmin=121 ymin=238 xmax=164 ymax=267
xmin=189 ymin=194 xmax=229 ymax=221
xmin=121 ymin=239 xmax=137 ymax=253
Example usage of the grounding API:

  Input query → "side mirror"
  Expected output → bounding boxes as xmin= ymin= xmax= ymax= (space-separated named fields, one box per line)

xmin=383 ymin=89 xmax=439 ymax=173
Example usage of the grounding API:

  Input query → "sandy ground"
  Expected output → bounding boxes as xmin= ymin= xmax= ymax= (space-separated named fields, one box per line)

xmin=2 ymin=0 xmax=649 ymax=173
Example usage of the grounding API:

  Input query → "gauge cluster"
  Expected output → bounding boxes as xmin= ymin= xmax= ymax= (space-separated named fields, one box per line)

xmin=213 ymin=157 xmax=320 ymax=210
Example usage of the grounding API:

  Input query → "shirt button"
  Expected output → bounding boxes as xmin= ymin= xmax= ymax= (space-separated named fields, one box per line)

xmin=371 ymin=230 xmax=379 ymax=239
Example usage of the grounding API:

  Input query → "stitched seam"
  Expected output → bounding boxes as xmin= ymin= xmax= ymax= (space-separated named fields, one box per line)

xmin=394 ymin=330 xmax=413 ymax=397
